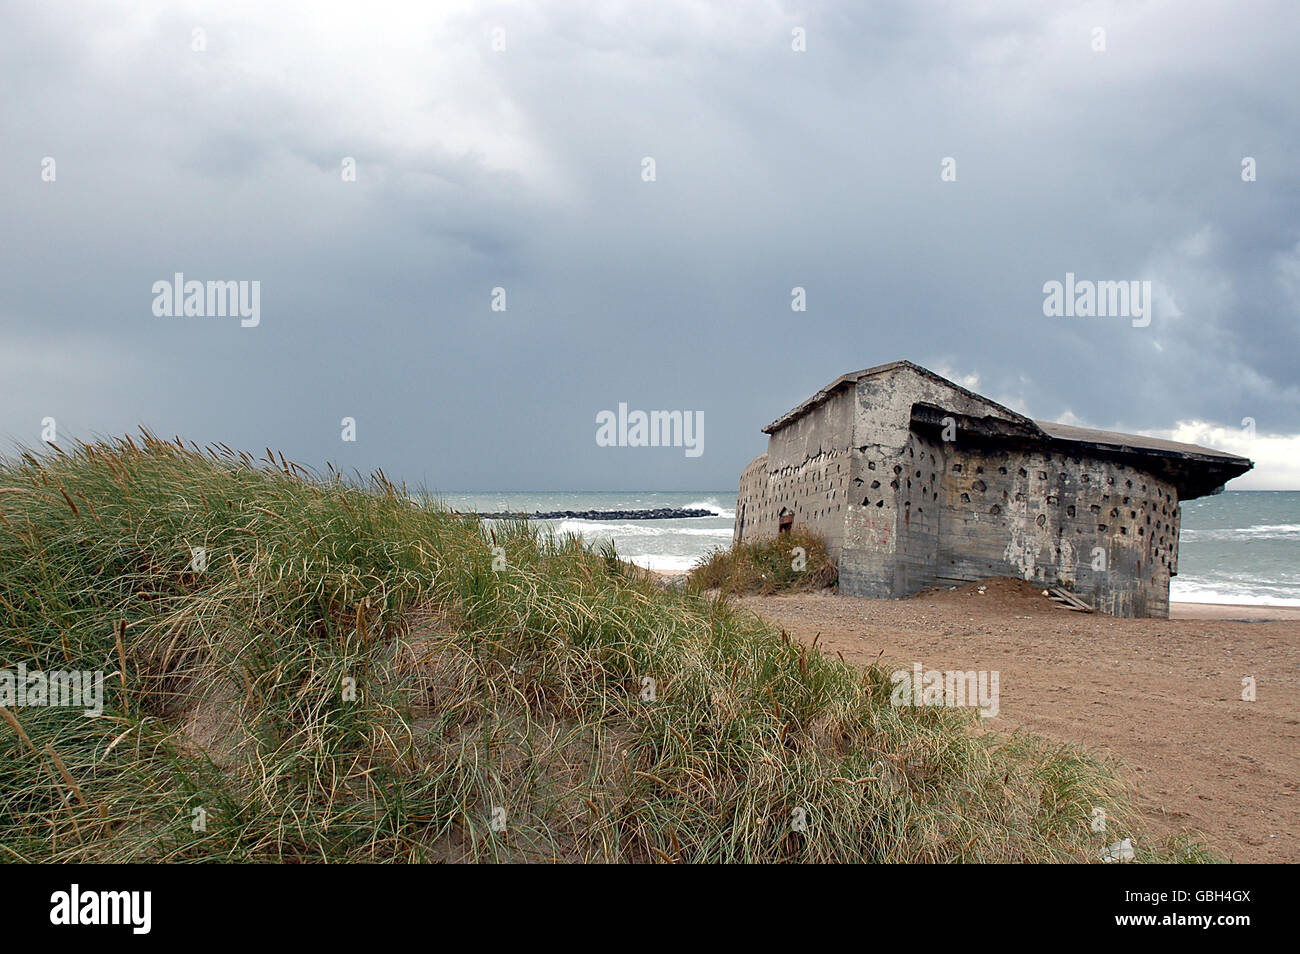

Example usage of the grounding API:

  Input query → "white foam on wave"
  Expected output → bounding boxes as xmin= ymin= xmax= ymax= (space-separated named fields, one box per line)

xmin=685 ymin=498 xmax=736 ymax=519
xmin=555 ymin=520 xmax=663 ymax=537
xmin=1183 ymin=523 xmax=1300 ymax=541
xmin=1235 ymin=523 xmax=1300 ymax=536
xmin=1169 ymin=580 xmax=1300 ymax=606
xmin=622 ymin=553 xmax=700 ymax=572
xmin=554 ymin=520 xmax=732 ymax=538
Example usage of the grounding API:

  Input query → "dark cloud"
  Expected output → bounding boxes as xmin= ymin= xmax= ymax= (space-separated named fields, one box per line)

xmin=2 ymin=0 xmax=1297 ymax=489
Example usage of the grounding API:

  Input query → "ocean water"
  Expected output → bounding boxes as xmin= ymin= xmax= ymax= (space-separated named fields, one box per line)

xmin=433 ymin=490 xmax=1300 ymax=605
xmin=1170 ymin=491 xmax=1300 ymax=606
xmin=433 ymin=491 xmax=738 ymax=573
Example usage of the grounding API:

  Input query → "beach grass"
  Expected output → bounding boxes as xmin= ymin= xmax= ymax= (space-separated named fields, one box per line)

xmin=688 ymin=528 xmax=838 ymax=595
xmin=0 ymin=433 xmax=1209 ymax=862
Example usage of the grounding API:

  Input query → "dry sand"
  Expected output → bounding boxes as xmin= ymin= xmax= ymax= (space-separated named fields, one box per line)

xmin=736 ymin=578 xmax=1298 ymax=863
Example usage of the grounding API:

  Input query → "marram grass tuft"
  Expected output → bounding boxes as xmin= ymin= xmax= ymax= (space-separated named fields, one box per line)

xmin=688 ymin=528 xmax=838 ymax=595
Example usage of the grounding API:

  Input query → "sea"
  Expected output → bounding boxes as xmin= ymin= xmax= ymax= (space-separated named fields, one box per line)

xmin=435 ymin=491 xmax=737 ymax=573
xmin=433 ymin=490 xmax=1300 ymax=606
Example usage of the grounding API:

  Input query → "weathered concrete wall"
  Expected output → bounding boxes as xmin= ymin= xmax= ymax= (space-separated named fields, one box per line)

xmin=734 ymin=362 xmax=1192 ymax=618
xmin=732 ymin=385 xmax=854 ymax=558
xmin=734 ymin=453 xmax=768 ymax=546
xmin=894 ymin=428 xmax=946 ymax=597
xmin=839 ymin=365 xmax=1027 ymax=598
xmin=912 ymin=435 xmax=1180 ymax=617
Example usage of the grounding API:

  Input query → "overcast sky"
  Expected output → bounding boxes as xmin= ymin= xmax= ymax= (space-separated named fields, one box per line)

xmin=3 ymin=0 xmax=1297 ymax=491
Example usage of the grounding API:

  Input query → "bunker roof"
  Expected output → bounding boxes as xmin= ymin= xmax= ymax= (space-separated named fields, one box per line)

xmin=763 ymin=361 xmax=1253 ymax=498
xmin=1032 ymin=420 xmax=1244 ymax=463
xmin=762 ymin=360 xmax=1031 ymax=433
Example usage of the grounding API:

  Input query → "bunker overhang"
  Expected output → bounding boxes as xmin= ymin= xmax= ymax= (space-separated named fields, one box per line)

xmin=909 ymin=403 xmax=1253 ymax=501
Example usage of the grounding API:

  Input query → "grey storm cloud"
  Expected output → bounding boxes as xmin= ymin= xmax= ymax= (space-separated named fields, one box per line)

xmin=2 ymin=0 xmax=1297 ymax=490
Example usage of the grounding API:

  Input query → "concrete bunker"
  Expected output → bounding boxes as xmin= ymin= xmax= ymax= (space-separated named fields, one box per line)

xmin=733 ymin=361 xmax=1253 ymax=618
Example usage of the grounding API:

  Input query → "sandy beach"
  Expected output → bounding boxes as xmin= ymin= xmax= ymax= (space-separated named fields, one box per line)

xmin=1172 ymin=602 xmax=1300 ymax=621
xmin=731 ymin=578 xmax=1298 ymax=863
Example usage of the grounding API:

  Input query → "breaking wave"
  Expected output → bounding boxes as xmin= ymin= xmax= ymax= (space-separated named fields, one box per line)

xmin=685 ymin=498 xmax=735 ymax=519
